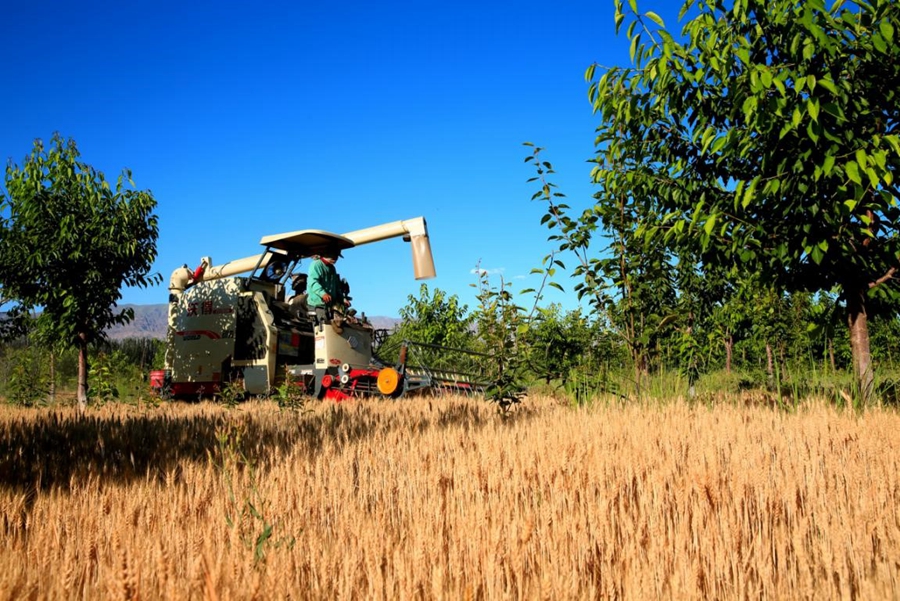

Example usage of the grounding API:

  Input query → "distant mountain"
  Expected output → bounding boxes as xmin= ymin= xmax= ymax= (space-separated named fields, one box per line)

xmin=364 ymin=315 xmax=402 ymax=331
xmin=105 ymin=303 xmax=400 ymax=340
xmin=107 ymin=304 xmax=169 ymax=340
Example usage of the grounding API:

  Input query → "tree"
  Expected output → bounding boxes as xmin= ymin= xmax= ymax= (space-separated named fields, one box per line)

xmin=393 ymin=283 xmax=473 ymax=349
xmin=470 ymin=267 xmax=529 ymax=407
xmin=588 ymin=0 xmax=900 ymax=403
xmin=527 ymin=145 xmax=679 ymax=392
xmin=0 ymin=134 xmax=160 ymax=409
xmin=521 ymin=304 xmax=597 ymax=385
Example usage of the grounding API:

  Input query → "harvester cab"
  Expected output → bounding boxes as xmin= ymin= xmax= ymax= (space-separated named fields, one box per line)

xmin=154 ymin=217 xmax=437 ymax=401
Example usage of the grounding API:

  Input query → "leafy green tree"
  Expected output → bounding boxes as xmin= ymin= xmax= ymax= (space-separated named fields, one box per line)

xmin=588 ymin=0 xmax=900 ymax=403
xmin=471 ymin=267 xmax=528 ymax=408
xmin=869 ymin=314 xmax=900 ymax=371
xmin=97 ymin=337 xmax=164 ymax=372
xmin=2 ymin=345 xmax=50 ymax=406
xmin=805 ymin=292 xmax=843 ymax=371
xmin=393 ymin=283 xmax=473 ymax=349
xmin=0 ymin=134 xmax=160 ymax=409
xmin=667 ymin=253 xmax=732 ymax=383
xmin=522 ymin=304 xmax=598 ymax=385
xmin=527 ymin=146 xmax=678 ymax=391
xmin=703 ymin=269 xmax=747 ymax=374
xmin=470 ymin=267 xmax=522 ymax=359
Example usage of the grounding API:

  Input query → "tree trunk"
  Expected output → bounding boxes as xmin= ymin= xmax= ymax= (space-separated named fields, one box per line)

xmin=632 ymin=349 xmax=643 ymax=395
xmin=847 ymin=288 xmax=875 ymax=405
xmin=724 ymin=335 xmax=733 ymax=374
xmin=779 ymin=344 xmax=786 ymax=378
xmin=77 ymin=333 xmax=89 ymax=410
xmin=48 ymin=351 xmax=56 ymax=405
xmin=765 ymin=342 xmax=774 ymax=387
xmin=828 ymin=339 xmax=836 ymax=372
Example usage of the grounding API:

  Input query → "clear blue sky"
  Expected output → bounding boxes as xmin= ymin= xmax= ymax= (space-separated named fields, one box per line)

xmin=2 ymin=0 xmax=680 ymax=318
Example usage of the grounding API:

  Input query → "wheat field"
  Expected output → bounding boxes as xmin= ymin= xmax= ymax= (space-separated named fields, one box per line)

xmin=0 ymin=395 xmax=898 ymax=600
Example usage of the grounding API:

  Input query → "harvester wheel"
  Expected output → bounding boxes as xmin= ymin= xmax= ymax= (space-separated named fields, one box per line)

xmin=377 ymin=367 xmax=402 ymax=397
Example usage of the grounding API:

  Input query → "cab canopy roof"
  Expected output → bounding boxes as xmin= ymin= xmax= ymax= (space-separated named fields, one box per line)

xmin=259 ymin=229 xmax=355 ymax=258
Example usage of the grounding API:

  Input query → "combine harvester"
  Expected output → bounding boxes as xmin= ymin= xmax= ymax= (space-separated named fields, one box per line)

xmin=150 ymin=217 xmax=493 ymax=401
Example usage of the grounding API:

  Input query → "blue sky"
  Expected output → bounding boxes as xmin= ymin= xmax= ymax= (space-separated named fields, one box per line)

xmin=2 ymin=0 xmax=680 ymax=318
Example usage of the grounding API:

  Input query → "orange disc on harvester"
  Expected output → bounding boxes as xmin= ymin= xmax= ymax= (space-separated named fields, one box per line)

xmin=377 ymin=367 xmax=401 ymax=396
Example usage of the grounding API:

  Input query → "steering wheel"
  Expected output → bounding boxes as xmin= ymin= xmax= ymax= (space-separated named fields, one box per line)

xmin=264 ymin=260 xmax=287 ymax=281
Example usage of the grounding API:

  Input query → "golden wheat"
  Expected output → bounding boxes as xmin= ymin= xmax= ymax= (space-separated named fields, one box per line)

xmin=0 ymin=396 xmax=898 ymax=600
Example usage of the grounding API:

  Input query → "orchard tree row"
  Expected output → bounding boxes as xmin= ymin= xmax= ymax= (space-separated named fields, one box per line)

xmin=524 ymin=0 xmax=899 ymax=404
xmin=386 ymin=280 xmax=900 ymax=404
xmin=0 ymin=337 xmax=164 ymax=406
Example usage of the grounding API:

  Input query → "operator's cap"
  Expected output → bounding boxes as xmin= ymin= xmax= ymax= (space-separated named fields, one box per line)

xmin=321 ymin=248 xmax=343 ymax=259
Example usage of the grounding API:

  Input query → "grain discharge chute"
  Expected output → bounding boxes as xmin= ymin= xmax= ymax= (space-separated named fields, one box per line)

xmin=150 ymin=217 xmax=490 ymax=401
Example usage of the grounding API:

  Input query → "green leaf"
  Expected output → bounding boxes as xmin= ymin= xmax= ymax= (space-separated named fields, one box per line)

xmin=773 ymin=76 xmax=786 ymax=96
xmin=811 ymin=245 xmax=824 ymax=264
xmin=806 ymin=121 xmax=820 ymax=144
xmin=700 ymin=127 xmax=716 ymax=154
xmin=732 ymin=180 xmax=746 ymax=210
xmin=880 ymin=20 xmax=895 ymax=44
xmin=884 ymin=135 xmax=900 ymax=156
xmin=703 ymin=213 xmax=717 ymax=236
xmin=711 ymin=135 xmax=727 ymax=154
xmin=846 ymin=161 xmax=861 ymax=184
xmin=866 ymin=167 xmax=880 ymax=188
xmin=741 ymin=177 xmax=759 ymax=209
xmin=645 ymin=10 xmax=665 ymax=27
xmin=808 ymin=98 xmax=820 ymax=122
xmin=803 ymin=39 xmax=815 ymax=60
xmin=818 ymin=78 xmax=838 ymax=96
xmin=742 ymin=96 xmax=758 ymax=121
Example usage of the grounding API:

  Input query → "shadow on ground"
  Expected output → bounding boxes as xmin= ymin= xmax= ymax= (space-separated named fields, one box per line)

xmin=0 ymin=398 xmax=523 ymax=492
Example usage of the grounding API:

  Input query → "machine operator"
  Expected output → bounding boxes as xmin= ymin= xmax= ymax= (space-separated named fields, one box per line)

xmin=307 ymin=249 xmax=349 ymax=330
xmin=287 ymin=273 xmax=309 ymax=317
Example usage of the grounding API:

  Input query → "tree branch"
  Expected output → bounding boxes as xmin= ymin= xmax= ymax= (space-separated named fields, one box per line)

xmin=869 ymin=266 xmax=898 ymax=289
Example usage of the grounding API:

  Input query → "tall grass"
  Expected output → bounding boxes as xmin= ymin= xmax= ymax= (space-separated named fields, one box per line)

xmin=1 ymin=396 xmax=898 ymax=599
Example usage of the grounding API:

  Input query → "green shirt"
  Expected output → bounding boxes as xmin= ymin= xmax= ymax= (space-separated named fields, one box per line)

xmin=307 ymin=259 xmax=342 ymax=308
